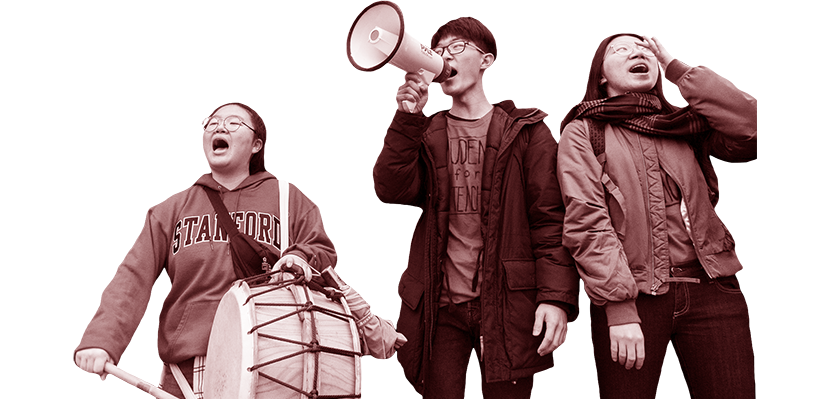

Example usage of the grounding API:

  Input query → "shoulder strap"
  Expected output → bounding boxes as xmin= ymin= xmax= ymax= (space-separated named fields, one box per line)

xmin=583 ymin=118 xmax=606 ymax=167
xmin=279 ymin=179 xmax=289 ymax=252
xmin=201 ymin=186 xmax=239 ymax=239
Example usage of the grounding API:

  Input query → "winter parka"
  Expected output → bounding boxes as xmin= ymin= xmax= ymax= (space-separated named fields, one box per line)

xmin=373 ymin=100 xmax=580 ymax=391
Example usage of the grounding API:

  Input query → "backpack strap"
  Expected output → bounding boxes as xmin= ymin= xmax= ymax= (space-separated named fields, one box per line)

xmin=584 ymin=118 xmax=606 ymax=168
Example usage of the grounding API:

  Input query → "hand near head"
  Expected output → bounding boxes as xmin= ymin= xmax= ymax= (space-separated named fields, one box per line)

xmin=75 ymin=348 xmax=112 ymax=380
xmin=396 ymin=72 xmax=429 ymax=114
xmin=642 ymin=37 xmax=674 ymax=72
xmin=533 ymin=303 xmax=568 ymax=356
xmin=609 ymin=323 xmax=645 ymax=370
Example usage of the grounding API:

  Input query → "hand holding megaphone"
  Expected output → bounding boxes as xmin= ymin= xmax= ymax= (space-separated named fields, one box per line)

xmin=347 ymin=1 xmax=452 ymax=112
xmin=396 ymin=72 xmax=430 ymax=113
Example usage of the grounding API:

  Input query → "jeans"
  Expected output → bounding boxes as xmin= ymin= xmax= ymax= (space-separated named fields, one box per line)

xmin=423 ymin=299 xmax=533 ymax=399
xmin=590 ymin=269 xmax=755 ymax=399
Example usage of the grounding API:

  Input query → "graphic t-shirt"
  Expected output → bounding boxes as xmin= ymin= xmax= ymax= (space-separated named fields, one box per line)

xmin=440 ymin=109 xmax=493 ymax=305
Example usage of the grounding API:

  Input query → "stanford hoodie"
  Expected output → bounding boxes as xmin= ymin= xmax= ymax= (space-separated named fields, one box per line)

xmin=75 ymin=171 xmax=337 ymax=365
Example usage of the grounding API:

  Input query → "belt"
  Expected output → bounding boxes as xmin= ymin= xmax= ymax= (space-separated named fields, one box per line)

xmin=665 ymin=259 xmax=708 ymax=283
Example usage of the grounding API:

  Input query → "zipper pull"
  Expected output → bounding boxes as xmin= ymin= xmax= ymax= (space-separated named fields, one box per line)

xmin=261 ymin=256 xmax=270 ymax=272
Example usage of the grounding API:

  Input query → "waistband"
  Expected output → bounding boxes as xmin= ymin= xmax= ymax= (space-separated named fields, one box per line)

xmin=666 ymin=259 xmax=708 ymax=283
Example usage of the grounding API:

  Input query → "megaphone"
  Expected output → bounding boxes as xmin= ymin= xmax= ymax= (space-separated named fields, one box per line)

xmin=347 ymin=1 xmax=452 ymax=112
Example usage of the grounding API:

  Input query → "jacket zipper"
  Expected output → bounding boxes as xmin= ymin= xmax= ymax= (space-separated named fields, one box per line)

xmin=636 ymin=134 xmax=658 ymax=295
xmin=663 ymin=164 xmax=715 ymax=280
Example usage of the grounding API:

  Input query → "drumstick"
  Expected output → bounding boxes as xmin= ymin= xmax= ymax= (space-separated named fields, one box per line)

xmin=103 ymin=363 xmax=179 ymax=399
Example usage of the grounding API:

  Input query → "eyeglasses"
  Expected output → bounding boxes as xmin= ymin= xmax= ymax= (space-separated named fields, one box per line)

xmin=433 ymin=40 xmax=486 ymax=56
xmin=606 ymin=42 xmax=655 ymax=57
xmin=202 ymin=115 xmax=256 ymax=133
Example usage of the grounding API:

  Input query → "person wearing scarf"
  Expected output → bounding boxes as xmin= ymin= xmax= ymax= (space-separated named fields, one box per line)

xmin=557 ymin=34 xmax=756 ymax=399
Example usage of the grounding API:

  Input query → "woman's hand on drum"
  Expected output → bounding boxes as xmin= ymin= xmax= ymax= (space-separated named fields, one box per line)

xmin=75 ymin=348 xmax=112 ymax=380
xmin=275 ymin=254 xmax=316 ymax=282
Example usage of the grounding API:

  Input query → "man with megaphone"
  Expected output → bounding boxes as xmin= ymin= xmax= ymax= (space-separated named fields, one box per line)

xmin=371 ymin=16 xmax=580 ymax=399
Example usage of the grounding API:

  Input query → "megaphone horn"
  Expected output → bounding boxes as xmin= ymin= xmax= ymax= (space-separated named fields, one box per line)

xmin=347 ymin=1 xmax=452 ymax=111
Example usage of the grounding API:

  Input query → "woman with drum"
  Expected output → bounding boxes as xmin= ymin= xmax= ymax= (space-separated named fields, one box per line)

xmin=557 ymin=35 xmax=757 ymax=398
xmin=74 ymin=103 xmax=337 ymax=399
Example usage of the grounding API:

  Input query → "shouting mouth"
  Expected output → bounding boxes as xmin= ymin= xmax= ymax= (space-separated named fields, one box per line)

xmin=212 ymin=137 xmax=229 ymax=153
xmin=629 ymin=64 xmax=649 ymax=74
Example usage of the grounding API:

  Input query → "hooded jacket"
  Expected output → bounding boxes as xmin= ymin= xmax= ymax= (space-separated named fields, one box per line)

xmin=75 ymin=171 xmax=336 ymax=365
xmin=557 ymin=61 xmax=757 ymax=326
xmin=374 ymin=101 xmax=580 ymax=390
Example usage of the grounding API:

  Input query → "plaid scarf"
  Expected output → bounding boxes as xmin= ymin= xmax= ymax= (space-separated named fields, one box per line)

xmin=570 ymin=92 xmax=710 ymax=137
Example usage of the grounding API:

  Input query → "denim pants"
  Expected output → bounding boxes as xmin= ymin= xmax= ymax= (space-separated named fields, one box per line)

xmin=423 ymin=299 xmax=533 ymax=399
xmin=590 ymin=268 xmax=755 ymax=399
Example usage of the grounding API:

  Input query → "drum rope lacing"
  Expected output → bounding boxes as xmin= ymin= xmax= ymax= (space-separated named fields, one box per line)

xmin=241 ymin=273 xmax=362 ymax=399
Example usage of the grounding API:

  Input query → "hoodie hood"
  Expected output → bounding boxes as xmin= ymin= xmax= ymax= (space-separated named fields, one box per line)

xmin=194 ymin=171 xmax=277 ymax=192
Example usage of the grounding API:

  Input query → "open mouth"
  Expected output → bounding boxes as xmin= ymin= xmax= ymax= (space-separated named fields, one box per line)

xmin=212 ymin=137 xmax=229 ymax=151
xmin=449 ymin=68 xmax=458 ymax=78
xmin=629 ymin=64 xmax=649 ymax=74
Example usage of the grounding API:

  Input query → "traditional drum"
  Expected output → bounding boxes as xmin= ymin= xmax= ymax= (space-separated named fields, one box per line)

xmin=204 ymin=273 xmax=362 ymax=399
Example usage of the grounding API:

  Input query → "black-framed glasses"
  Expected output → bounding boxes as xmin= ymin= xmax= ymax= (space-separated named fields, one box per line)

xmin=433 ymin=40 xmax=486 ymax=56
xmin=202 ymin=115 xmax=256 ymax=133
xmin=606 ymin=42 xmax=655 ymax=58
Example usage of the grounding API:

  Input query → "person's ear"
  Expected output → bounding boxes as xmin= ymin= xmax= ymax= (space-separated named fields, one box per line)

xmin=480 ymin=53 xmax=495 ymax=70
xmin=252 ymin=138 xmax=263 ymax=154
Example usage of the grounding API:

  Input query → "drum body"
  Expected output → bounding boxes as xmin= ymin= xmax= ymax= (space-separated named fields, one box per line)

xmin=204 ymin=277 xmax=361 ymax=399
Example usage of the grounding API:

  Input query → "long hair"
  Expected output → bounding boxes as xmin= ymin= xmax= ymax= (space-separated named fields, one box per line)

xmin=585 ymin=33 xmax=676 ymax=114
xmin=209 ymin=102 xmax=267 ymax=175
xmin=563 ymin=34 xmax=721 ymax=205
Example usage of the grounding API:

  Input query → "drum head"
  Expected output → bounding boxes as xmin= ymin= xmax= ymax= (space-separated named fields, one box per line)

xmin=204 ymin=282 xmax=256 ymax=399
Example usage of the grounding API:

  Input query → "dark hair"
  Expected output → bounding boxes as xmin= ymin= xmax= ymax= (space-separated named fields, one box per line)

xmin=582 ymin=33 xmax=674 ymax=112
xmin=431 ymin=17 xmax=497 ymax=60
xmin=209 ymin=102 xmax=267 ymax=175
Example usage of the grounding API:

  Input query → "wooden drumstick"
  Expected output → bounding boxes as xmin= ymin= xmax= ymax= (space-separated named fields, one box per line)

xmin=103 ymin=363 xmax=178 ymax=399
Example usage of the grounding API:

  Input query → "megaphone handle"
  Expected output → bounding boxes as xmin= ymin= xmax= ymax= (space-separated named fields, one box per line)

xmin=402 ymin=100 xmax=416 ymax=113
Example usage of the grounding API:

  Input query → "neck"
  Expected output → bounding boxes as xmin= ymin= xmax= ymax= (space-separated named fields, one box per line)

xmin=211 ymin=169 xmax=250 ymax=190
xmin=449 ymin=84 xmax=491 ymax=120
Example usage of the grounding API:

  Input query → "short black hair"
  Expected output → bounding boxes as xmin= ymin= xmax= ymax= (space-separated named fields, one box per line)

xmin=431 ymin=17 xmax=497 ymax=60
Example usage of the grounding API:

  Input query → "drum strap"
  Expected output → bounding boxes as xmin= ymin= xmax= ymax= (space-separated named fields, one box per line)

xmin=170 ymin=362 xmax=198 ymax=399
xmin=280 ymin=179 xmax=289 ymax=252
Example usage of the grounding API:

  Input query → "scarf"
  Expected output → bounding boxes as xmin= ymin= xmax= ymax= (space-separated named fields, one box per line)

xmin=563 ymin=92 xmax=711 ymax=137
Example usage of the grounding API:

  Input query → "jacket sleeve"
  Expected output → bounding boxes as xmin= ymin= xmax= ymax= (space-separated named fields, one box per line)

xmin=373 ymin=110 xmax=431 ymax=206
xmin=75 ymin=209 xmax=167 ymax=365
xmin=285 ymin=184 xmax=338 ymax=271
xmin=524 ymin=121 xmax=580 ymax=321
xmin=665 ymin=60 xmax=757 ymax=163
xmin=557 ymin=120 xmax=640 ymax=326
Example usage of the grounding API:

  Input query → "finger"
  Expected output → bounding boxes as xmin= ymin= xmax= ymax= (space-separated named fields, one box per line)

xmin=624 ymin=344 xmax=637 ymax=370
xmin=610 ymin=340 xmax=618 ymax=363
xmin=538 ymin=324 xmax=556 ymax=355
xmin=651 ymin=36 xmax=666 ymax=52
xmin=635 ymin=342 xmax=646 ymax=370
xmin=93 ymin=357 xmax=105 ymax=374
xmin=553 ymin=323 xmax=567 ymax=349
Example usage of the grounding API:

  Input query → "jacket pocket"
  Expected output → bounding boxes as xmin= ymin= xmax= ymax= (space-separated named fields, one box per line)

xmin=502 ymin=259 xmax=545 ymax=369
xmin=602 ymin=172 xmax=627 ymax=238
xmin=398 ymin=271 xmax=424 ymax=311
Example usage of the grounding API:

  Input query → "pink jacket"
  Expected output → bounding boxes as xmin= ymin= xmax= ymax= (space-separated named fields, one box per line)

xmin=557 ymin=61 xmax=756 ymax=326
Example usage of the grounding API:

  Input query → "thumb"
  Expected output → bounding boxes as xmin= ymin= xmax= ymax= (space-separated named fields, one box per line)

xmin=532 ymin=313 xmax=544 ymax=336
